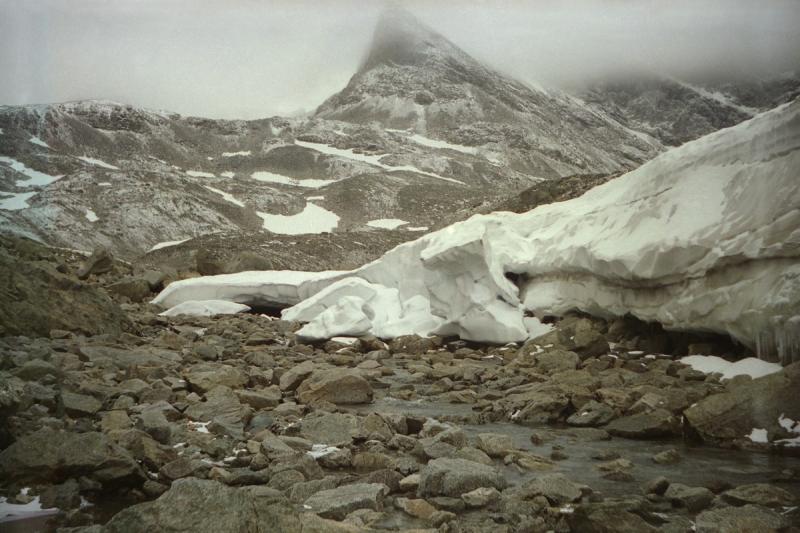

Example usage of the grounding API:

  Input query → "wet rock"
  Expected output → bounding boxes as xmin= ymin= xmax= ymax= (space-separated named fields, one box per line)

xmin=606 ymin=408 xmax=680 ymax=438
xmin=0 ymin=428 xmax=141 ymax=485
xmin=100 ymin=478 xmax=310 ymax=532
xmin=77 ymin=246 xmax=114 ymax=279
xmin=684 ymin=362 xmax=800 ymax=443
xmin=566 ymin=400 xmax=616 ymax=427
xmin=652 ymin=448 xmax=681 ymax=465
xmin=107 ymin=277 xmax=152 ymax=302
xmin=39 ymin=478 xmax=81 ymax=511
xmin=297 ymin=369 xmax=373 ymax=405
xmin=664 ymin=483 xmax=714 ymax=512
xmin=643 ymin=476 xmax=670 ymax=495
xmin=417 ymin=457 xmax=507 ymax=497
xmin=474 ymin=432 xmax=515 ymax=458
xmin=695 ymin=504 xmax=790 ymax=533
xmin=304 ymin=482 xmax=389 ymax=520
xmin=721 ymin=483 xmax=796 ymax=507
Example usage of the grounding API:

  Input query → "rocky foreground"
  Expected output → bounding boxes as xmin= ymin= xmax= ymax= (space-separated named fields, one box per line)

xmin=1 ymin=237 xmax=799 ymax=533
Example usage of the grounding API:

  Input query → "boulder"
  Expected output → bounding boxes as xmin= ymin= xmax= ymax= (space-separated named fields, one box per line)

xmin=566 ymin=400 xmax=616 ymax=427
xmin=279 ymin=360 xmax=316 ymax=392
xmin=695 ymin=504 xmax=790 ymax=533
xmin=296 ymin=369 xmax=373 ymax=405
xmin=568 ymin=499 xmax=658 ymax=533
xmin=721 ymin=483 xmax=796 ymax=508
xmin=107 ymin=277 xmax=152 ymax=302
xmin=304 ymin=483 xmax=389 ymax=520
xmin=516 ymin=473 xmax=585 ymax=505
xmin=299 ymin=412 xmax=363 ymax=446
xmin=62 ymin=391 xmax=103 ymax=417
xmin=535 ymin=349 xmax=580 ymax=374
xmin=474 ymin=433 xmax=515 ymax=458
xmin=77 ymin=246 xmax=114 ymax=279
xmin=684 ymin=363 xmax=800 ymax=443
xmin=664 ymin=483 xmax=714 ymax=512
xmin=417 ymin=458 xmax=507 ymax=497
xmin=0 ymin=428 xmax=141 ymax=485
xmin=184 ymin=364 xmax=247 ymax=394
xmin=100 ymin=478 xmax=326 ymax=533
xmin=606 ymin=409 xmax=680 ymax=438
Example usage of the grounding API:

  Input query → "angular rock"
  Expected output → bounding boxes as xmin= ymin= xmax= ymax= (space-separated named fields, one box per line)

xmin=664 ymin=483 xmax=714 ymax=512
xmin=0 ymin=428 xmax=141 ymax=485
xmin=695 ymin=504 xmax=790 ymax=533
xmin=606 ymin=409 xmax=680 ymax=438
xmin=107 ymin=277 xmax=152 ymax=302
xmin=566 ymin=400 xmax=616 ymax=427
xmin=279 ymin=360 xmax=316 ymax=392
xmin=461 ymin=486 xmax=501 ymax=508
xmin=184 ymin=364 xmax=247 ymax=394
xmin=77 ymin=246 xmax=114 ymax=279
xmin=721 ymin=483 xmax=796 ymax=508
xmin=517 ymin=473 xmax=585 ymax=505
xmin=474 ymin=432 xmax=515 ymax=458
xmin=417 ymin=458 xmax=507 ymax=497
xmin=568 ymin=499 xmax=658 ymax=533
xmin=61 ymin=391 xmax=103 ymax=417
xmin=297 ymin=369 xmax=373 ymax=405
xmin=304 ymin=483 xmax=389 ymax=520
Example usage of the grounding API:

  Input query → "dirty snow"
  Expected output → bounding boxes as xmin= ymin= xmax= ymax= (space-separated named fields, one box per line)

xmin=367 ymin=218 xmax=408 ymax=230
xmin=222 ymin=150 xmax=251 ymax=157
xmin=251 ymin=171 xmax=335 ymax=189
xmin=160 ymin=300 xmax=251 ymax=317
xmin=148 ymin=238 xmax=191 ymax=252
xmin=204 ymin=186 xmax=245 ymax=207
xmin=186 ymin=170 xmax=216 ymax=178
xmin=78 ymin=156 xmax=119 ymax=170
xmin=28 ymin=136 xmax=50 ymax=148
xmin=85 ymin=209 xmax=99 ymax=222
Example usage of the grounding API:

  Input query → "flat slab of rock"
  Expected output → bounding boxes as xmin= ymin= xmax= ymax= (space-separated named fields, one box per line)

xmin=695 ymin=504 xmax=790 ymax=533
xmin=721 ymin=483 xmax=796 ymax=507
xmin=304 ymin=482 xmax=388 ymax=519
xmin=605 ymin=409 xmax=679 ymax=438
xmin=418 ymin=458 xmax=507 ymax=497
xmin=296 ymin=369 xmax=373 ymax=405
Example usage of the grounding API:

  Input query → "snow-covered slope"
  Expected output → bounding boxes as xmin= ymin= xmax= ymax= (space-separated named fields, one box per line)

xmin=154 ymin=99 xmax=800 ymax=362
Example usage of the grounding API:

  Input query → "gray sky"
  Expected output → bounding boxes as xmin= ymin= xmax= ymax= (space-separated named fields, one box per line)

xmin=1 ymin=0 xmax=798 ymax=119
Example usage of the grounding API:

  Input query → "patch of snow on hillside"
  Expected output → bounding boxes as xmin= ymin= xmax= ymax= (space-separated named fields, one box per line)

xmin=28 ymin=136 xmax=50 ymax=148
xmin=203 ymin=186 xmax=245 ymax=207
xmin=148 ymin=238 xmax=190 ymax=252
xmin=295 ymin=140 xmax=464 ymax=185
xmin=407 ymin=226 xmax=428 ymax=232
xmin=98 ymin=182 xmax=112 ymax=187
xmin=221 ymin=171 xmax=235 ymax=178
xmin=78 ymin=156 xmax=119 ymax=170
xmin=222 ymin=151 xmax=251 ymax=157
xmin=257 ymin=202 xmax=339 ymax=235
xmin=0 ymin=192 xmax=37 ymax=210
xmin=0 ymin=157 xmax=62 ymax=187
xmin=251 ymin=171 xmax=335 ymax=189
xmin=187 ymin=170 xmax=215 ymax=178
xmin=367 ymin=218 xmax=408 ymax=229
xmin=85 ymin=209 xmax=99 ymax=222
xmin=408 ymin=133 xmax=478 ymax=155
xmin=307 ymin=195 xmax=324 ymax=201
xmin=679 ymin=356 xmax=782 ymax=380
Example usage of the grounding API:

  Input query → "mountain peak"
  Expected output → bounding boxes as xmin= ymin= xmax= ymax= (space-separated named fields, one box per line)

xmin=360 ymin=7 xmax=466 ymax=72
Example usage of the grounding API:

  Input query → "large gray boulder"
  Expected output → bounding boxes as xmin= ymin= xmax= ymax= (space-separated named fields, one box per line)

xmin=303 ymin=483 xmax=389 ymax=520
xmin=296 ymin=369 xmax=373 ymax=405
xmin=101 ymin=478 xmax=342 ymax=533
xmin=605 ymin=409 xmax=680 ymax=438
xmin=695 ymin=504 xmax=790 ymax=533
xmin=684 ymin=363 xmax=800 ymax=443
xmin=0 ymin=428 xmax=142 ymax=485
xmin=417 ymin=457 xmax=507 ymax=497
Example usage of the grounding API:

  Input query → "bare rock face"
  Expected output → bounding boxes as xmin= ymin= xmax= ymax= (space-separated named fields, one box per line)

xmin=0 ymin=236 xmax=130 ymax=337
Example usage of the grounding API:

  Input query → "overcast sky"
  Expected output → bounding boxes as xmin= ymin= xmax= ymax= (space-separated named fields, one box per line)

xmin=1 ymin=0 xmax=798 ymax=119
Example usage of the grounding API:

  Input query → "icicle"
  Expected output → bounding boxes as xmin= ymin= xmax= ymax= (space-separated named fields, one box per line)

xmin=756 ymin=317 xmax=800 ymax=365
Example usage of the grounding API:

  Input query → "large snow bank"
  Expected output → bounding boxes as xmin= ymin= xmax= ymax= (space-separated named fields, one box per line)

xmin=153 ymin=101 xmax=800 ymax=356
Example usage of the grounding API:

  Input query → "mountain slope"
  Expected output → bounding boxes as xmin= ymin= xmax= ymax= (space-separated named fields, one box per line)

xmin=315 ymin=8 xmax=664 ymax=178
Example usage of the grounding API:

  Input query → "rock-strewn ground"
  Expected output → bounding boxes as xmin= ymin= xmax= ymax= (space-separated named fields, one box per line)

xmin=1 ymin=239 xmax=799 ymax=532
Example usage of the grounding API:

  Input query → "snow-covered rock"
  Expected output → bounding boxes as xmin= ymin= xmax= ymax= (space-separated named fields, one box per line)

xmin=153 ymin=100 xmax=800 ymax=360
